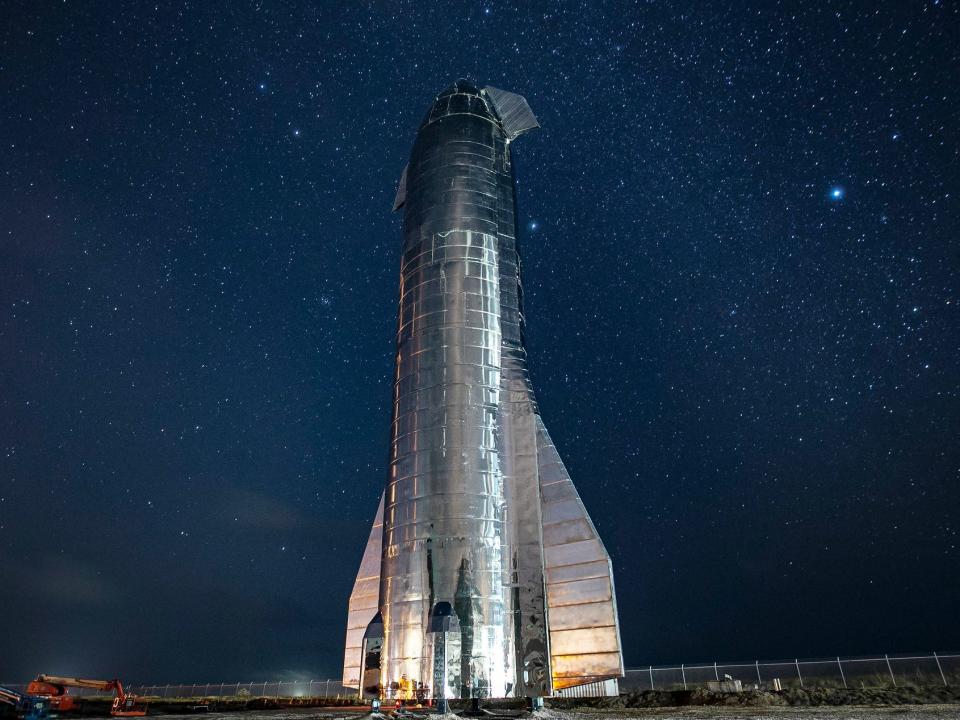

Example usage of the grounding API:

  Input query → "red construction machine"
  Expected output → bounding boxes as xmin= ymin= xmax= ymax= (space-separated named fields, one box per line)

xmin=25 ymin=676 xmax=147 ymax=717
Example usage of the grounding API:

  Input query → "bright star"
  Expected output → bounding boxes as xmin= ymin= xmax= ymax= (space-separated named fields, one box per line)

xmin=830 ymin=186 xmax=844 ymax=200
xmin=528 ymin=220 xmax=539 ymax=231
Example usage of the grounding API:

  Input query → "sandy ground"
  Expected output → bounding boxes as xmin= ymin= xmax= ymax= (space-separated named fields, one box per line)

xmin=147 ymin=707 xmax=960 ymax=720
xmin=541 ymin=708 xmax=960 ymax=719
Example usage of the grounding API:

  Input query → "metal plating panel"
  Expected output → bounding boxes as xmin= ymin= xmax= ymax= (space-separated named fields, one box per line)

xmin=535 ymin=416 xmax=624 ymax=690
xmin=393 ymin=164 xmax=408 ymax=211
xmin=344 ymin=80 xmax=621 ymax=699
xmin=343 ymin=494 xmax=384 ymax=688
xmin=483 ymin=86 xmax=540 ymax=141
xmin=380 ymin=80 xmax=510 ymax=699
xmin=493 ymin=107 xmax=552 ymax=696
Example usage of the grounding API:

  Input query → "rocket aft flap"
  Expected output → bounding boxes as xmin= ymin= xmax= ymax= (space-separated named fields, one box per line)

xmin=342 ymin=81 xmax=622 ymax=700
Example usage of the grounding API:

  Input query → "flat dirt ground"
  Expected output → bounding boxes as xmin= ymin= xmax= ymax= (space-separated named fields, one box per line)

xmin=540 ymin=707 xmax=960 ymax=719
xmin=148 ymin=706 xmax=960 ymax=720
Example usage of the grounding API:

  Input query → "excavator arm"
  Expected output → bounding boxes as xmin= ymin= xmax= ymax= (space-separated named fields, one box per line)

xmin=33 ymin=676 xmax=115 ymax=693
xmin=0 ymin=686 xmax=23 ymax=708
xmin=26 ymin=676 xmax=147 ymax=717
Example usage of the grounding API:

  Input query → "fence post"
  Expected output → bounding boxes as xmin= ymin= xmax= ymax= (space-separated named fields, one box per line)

xmin=262 ymin=681 xmax=267 ymax=697
xmin=325 ymin=679 xmax=331 ymax=697
xmin=933 ymin=652 xmax=947 ymax=687
xmin=755 ymin=661 xmax=761 ymax=686
xmin=648 ymin=665 xmax=654 ymax=690
xmin=837 ymin=657 xmax=847 ymax=688
xmin=885 ymin=654 xmax=897 ymax=687
xmin=681 ymin=664 xmax=687 ymax=690
xmin=795 ymin=659 xmax=803 ymax=688
xmin=713 ymin=662 xmax=719 ymax=681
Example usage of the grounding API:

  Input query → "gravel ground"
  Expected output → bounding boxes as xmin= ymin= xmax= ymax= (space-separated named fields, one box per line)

xmin=540 ymin=707 xmax=960 ymax=719
xmin=148 ymin=706 xmax=960 ymax=720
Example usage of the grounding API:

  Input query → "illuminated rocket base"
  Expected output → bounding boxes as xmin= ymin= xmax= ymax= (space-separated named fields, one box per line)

xmin=342 ymin=81 xmax=623 ymax=700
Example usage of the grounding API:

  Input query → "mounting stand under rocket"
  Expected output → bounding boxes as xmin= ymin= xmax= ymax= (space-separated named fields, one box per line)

xmin=342 ymin=81 xmax=623 ymax=701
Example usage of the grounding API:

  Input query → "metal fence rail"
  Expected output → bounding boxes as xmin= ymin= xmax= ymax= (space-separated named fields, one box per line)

xmin=3 ymin=652 xmax=956 ymax=698
xmin=621 ymin=652 xmax=958 ymax=692
xmin=130 ymin=680 xmax=355 ymax=699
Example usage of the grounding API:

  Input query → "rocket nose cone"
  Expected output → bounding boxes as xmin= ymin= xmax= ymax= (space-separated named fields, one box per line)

xmin=437 ymin=78 xmax=482 ymax=97
xmin=421 ymin=80 xmax=497 ymax=128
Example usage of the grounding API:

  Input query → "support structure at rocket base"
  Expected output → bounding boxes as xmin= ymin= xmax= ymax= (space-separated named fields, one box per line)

xmin=342 ymin=80 xmax=623 ymax=701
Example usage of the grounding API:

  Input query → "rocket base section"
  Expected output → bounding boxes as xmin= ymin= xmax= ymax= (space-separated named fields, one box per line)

xmin=341 ymin=81 xmax=623 ymax=701
xmin=343 ymin=495 xmax=384 ymax=690
xmin=536 ymin=416 xmax=624 ymax=690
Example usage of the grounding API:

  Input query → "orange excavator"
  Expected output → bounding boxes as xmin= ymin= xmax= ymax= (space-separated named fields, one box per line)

xmin=25 ymin=676 xmax=147 ymax=717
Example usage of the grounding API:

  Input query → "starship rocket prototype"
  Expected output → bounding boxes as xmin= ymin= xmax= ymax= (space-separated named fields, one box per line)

xmin=343 ymin=81 xmax=623 ymax=701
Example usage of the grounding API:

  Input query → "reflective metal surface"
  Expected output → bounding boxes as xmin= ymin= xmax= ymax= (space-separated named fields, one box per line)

xmin=384 ymin=80 xmax=510 ymax=700
xmin=343 ymin=494 xmax=384 ymax=689
xmin=537 ymin=418 xmax=624 ymax=689
xmin=343 ymin=80 xmax=622 ymax=699
xmin=483 ymin=87 xmax=539 ymax=140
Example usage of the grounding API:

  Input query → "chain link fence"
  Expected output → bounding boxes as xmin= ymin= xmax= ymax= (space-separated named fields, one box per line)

xmin=129 ymin=680 xmax=355 ymax=699
xmin=4 ymin=653 xmax=956 ymax=699
xmin=621 ymin=652 xmax=959 ymax=691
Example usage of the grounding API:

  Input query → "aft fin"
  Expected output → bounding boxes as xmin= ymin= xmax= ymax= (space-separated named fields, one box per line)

xmin=393 ymin=164 xmax=408 ymax=211
xmin=483 ymin=87 xmax=539 ymax=140
xmin=342 ymin=494 xmax=384 ymax=689
xmin=536 ymin=416 xmax=624 ymax=690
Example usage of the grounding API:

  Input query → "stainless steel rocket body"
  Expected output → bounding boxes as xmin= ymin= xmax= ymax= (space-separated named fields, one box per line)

xmin=384 ymin=83 xmax=513 ymax=699
xmin=343 ymin=81 xmax=623 ymax=701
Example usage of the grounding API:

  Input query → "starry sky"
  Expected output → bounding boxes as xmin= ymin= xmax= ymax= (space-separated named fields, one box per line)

xmin=2 ymin=1 xmax=958 ymax=684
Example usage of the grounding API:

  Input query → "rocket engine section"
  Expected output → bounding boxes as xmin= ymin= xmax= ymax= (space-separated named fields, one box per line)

xmin=342 ymin=80 xmax=623 ymax=701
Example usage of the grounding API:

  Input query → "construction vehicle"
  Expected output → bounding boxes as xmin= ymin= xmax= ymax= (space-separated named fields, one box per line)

xmin=25 ymin=676 xmax=147 ymax=717
xmin=0 ymin=686 xmax=51 ymax=720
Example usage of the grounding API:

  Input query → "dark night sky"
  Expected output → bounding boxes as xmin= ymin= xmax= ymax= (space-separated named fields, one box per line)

xmin=2 ymin=1 xmax=958 ymax=683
